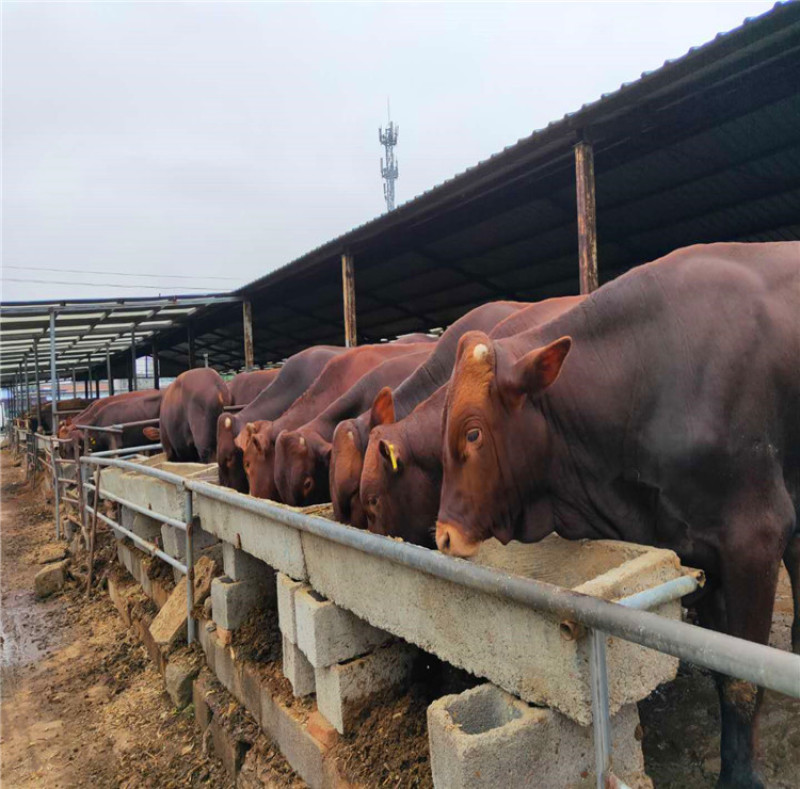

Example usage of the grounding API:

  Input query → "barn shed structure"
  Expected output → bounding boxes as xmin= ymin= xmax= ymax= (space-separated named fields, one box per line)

xmin=2 ymin=2 xmax=799 ymax=413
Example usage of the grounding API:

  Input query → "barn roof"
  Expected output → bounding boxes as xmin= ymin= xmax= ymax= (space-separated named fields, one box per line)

xmin=3 ymin=1 xmax=799 ymax=386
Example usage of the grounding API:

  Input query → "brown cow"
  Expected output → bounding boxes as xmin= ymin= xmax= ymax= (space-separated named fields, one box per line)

xmin=61 ymin=390 xmax=157 ymax=454
xmin=360 ymin=297 xmax=584 ymax=545
xmin=329 ymin=301 xmax=526 ymax=527
xmin=217 ymin=346 xmax=346 ymax=492
xmin=273 ymin=348 xmax=432 ymax=506
xmin=73 ymin=389 xmax=163 ymax=453
xmin=143 ymin=368 xmax=232 ymax=462
xmin=228 ymin=369 xmax=280 ymax=406
xmin=242 ymin=342 xmax=433 ymax=500
xmin=436 ymin=243 xmax=800 ymax=788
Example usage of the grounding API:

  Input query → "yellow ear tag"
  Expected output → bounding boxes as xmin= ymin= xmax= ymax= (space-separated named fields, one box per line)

xmin=386 ymin=441 xmax=399 ymax=472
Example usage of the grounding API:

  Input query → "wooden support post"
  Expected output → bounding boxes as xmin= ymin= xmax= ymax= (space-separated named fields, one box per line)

xmin=130 ymin=329 xmax=138 ymax=391
xmin=152 ymin=338 xmax=160 ymax=390
xmin=106 ymin=346 xmax=115 ymax=397
xmin=341 ymin=252 xmax=357 ymax=348
xmin=187 ymin=323 xmax=196 ymax=369
xmin=242 ymin=300 xmax=254 ymax=372
xmin=574 ymin=141 xmax=599 ymax=295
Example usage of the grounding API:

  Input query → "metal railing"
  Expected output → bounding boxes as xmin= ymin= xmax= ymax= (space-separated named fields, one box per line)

xmin=73 ymin=452 xmax=800 ymax=789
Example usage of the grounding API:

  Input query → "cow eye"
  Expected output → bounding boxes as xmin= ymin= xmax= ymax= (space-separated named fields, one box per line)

xmin=466 ymin=428 xmax=481 ymax=444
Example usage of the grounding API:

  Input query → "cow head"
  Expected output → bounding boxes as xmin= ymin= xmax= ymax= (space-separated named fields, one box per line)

xmin=435 ymin=331 xmax=571 ymax=557
xmin=360 ymin=390 xmax=441 ymax=547
xmin=274 ymin=428 xmax=332 ymax=506
xmin=330 ymin=418 xmax=368 ymax=527
xmin=242 ymin=421 xmax=280 ymax=500
xmin=217 ymin=413 xmax=249 ymax=493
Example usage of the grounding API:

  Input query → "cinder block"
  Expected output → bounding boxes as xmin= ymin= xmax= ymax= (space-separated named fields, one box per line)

xmin=427 ymin=684 xmax=648 ymax=789
xmin=215 ymin=635 xmax=235 ymax=694
xmin=276 ymin=573 xmax=308 ymax=644
xmin=223 ymin=541 xmax=275 ymax=585
xmin=161 ymin=522 xmax=218 ymax=560
xmin=121 ymin=506 xmax=162 ymax=542
xmin=315 ymin=641 xmax=417 ymax=734
xmin=211 ymin=575 xmax=271 ymax=631
xmin=259 ymin=683 xmax=328 ymax=788
xmin=281 ymin=634 xmax=315 ymax=698
xmin=295 ymin=587 xmax=390 ymax=668
xmin=239 ymin=661 xmax=263 ymax=723
xmin=193 ymin=670 xmax=214 ymax=731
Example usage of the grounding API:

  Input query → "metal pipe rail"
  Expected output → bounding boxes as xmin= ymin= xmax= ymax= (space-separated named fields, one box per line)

xmin=78 ymin=453 xmax=800 ymax=699
xmin=109 ymin=418 xmax=160 ymax=430
xmin=83 ymin=480 xmax=187 ymax=531
xmin=74 ymin=423 xmax=123 ymax=435
xmin=79 ymin=454 xmax=195 ymax=643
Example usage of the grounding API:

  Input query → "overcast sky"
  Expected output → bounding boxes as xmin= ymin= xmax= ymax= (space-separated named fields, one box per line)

xmin=2 ymin=1 xmax=776 ymax=302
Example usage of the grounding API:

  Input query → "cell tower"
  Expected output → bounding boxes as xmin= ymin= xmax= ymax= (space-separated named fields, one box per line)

xmin=379 ymin=102 xmax=398 ymax=212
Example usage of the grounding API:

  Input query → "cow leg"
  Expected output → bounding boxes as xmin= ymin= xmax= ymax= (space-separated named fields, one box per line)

xmin=709 ymin=505 xmax=790 ymax=789
xmin=783 ymin=530 xmax=800 ymax=654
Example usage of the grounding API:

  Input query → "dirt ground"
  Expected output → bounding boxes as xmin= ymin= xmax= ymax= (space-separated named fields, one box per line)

xmin=0 ymin=449 xmax=234 ymax=788
xmin=2 ymin=445 xmax=798 ymax=789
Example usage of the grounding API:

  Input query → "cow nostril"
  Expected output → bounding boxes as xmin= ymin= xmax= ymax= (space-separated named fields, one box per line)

xmin=441 ymin=531 xmax=451 ymax=551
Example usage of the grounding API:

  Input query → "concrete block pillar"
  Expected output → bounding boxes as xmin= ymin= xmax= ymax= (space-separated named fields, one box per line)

xmin=210 ymin=573 xmax=273 ymax=633
xmin=294 ymin=587 xmax=390 ymax=668
xmin=315 ymin=641 xmax=418 ymax=734
xmin=427 ymin=684 xmax=650 ymax=789
xmin=282 ymin=634 xmax=316 ymax=697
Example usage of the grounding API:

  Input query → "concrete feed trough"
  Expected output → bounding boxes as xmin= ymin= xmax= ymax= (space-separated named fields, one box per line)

xmin=100 ymin=454 xmax=217 ymax=523
xmin=101 ymin=460 xmax=687 ymax=724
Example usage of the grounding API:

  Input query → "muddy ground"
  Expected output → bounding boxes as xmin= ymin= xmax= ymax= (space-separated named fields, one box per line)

xmin=0 ymin=450 xmax=234 ymax=788
xmin=2 ymin=445 xmax=798 ymax=788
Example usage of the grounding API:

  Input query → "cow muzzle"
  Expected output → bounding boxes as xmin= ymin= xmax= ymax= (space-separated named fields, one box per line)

xmin=435 ymin=520 xmax=480 ymax=558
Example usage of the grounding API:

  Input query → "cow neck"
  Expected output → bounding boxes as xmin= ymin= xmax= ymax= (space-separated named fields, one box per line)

xmin=507 ymin=291 xmax=650 ymax=543
xmin=404 ymin=387 xmax=447 ymax=474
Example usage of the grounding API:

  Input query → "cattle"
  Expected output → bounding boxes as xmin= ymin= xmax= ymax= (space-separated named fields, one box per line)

xmin=217 ymin=346 xmax=346 ymax=492
xmin=38 ymin=397 xmax=92 ymax=434
xmin=242 ymin=342 xmax=434 ymax=500
xmin=274 ymin=348 xmax=433 ymax=506
xmin=360 ymin=297 xmax=584 ymax=545
xmin=329 ymin=301 xmax=526 ymax=526
xmin=435 ymin=242 xmax=800 ymax=788
xmin=59 ymin=390 xmax=156 ymax=454
xmin=228 ymin=369 xmax=280 ymax=406
xmin=71 ymin=389 xmax=163 ymax=453
xmin=142 ymin=369 xmax=232 ymax=463
xmin=59 ymin=391 xmax=149 ymax=439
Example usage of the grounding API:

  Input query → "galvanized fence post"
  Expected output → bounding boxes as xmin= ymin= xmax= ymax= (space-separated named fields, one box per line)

xmin=184 ymin=488 xmax=195 ymax=645
xmin=51 ymin=440 xmax=61 ymax=539
xmin=588 ymin=628 xmax=613 ymax=789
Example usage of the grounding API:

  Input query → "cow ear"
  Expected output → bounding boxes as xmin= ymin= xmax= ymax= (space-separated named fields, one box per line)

xmin=143 ymin=427 xmax=161 ymax=441
xmin=508 ymin=336 xmax=572 ymax=402
xmin=370 ymin=388 xmax=395 ymax=428
xmin=378 ymin=439 xmax=403 ymax=474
